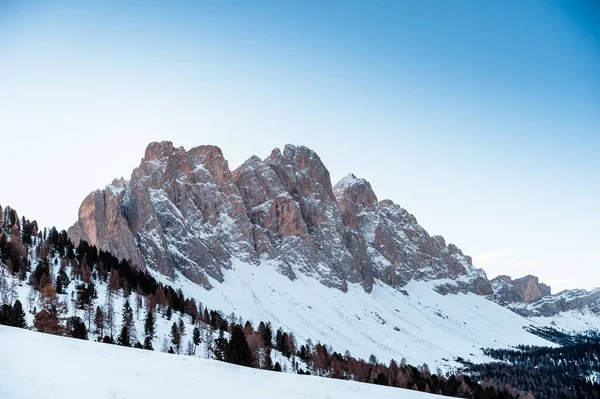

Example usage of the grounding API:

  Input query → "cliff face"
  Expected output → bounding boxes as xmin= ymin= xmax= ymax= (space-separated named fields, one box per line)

xmin=491 ymin=275 xmax=551 ymax=304
xmin=491 ymin=274 xmax=600 ymax=317
xmin=68 ymin=141 xmax=492 ymax=295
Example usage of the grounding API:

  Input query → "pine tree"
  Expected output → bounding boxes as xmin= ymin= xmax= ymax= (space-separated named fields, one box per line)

xmin=143 ymin=336 xmax=154 ymax=351
xmin=144 ymin=307 xmax=156 ymax=340
xmin=213 ymin=329 xmax=228 ymax=361
xmin=118 ymin=325 xmax=131 ymax=347
xmin=55 ymin=267 xmax=70 ymax=294
xmin=192 ymin=327 xmax=201 ymax=354
xmin=68 ymin=316 xmax=88 ymax=340
xmin=122 ymin=299 xmax=135 ymax=342
xmin=226 ymin=325 xmax=253 ymax=367
xmin=12 ymin=299 xmax=26 ymax=328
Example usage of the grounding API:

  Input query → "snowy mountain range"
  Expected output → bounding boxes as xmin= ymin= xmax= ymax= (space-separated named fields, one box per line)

xmin=67 ymin=141 xmax=600 ymax=369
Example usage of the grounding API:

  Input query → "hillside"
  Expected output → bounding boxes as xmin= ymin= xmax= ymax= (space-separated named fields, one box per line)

xmin=2 ymin=207 xmax=528 ymax=398
xmin=0 ymin=325 xmax=434 ymax=399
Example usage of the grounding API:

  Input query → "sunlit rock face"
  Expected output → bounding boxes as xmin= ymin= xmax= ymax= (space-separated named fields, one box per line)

xmin=69 ymin=141 xmax=491 ymax=295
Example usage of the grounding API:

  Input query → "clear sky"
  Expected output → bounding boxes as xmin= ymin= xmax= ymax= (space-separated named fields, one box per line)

xmin=0 ymin=0 xmax=598 ymax=292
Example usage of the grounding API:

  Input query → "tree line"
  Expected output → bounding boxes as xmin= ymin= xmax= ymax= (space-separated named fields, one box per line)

xmin=461 ymin=328 xmax=600 ymax=399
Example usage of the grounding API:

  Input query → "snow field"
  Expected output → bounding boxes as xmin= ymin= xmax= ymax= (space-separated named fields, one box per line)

xmin=0 ymin=325 xmax=435 ymax=399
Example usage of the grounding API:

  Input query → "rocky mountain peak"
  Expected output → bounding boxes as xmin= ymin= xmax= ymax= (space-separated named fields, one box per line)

xmin=69 ymin=141 xmax=492 ymax=296
xmin=491 ymin=274 xmax=552 ymax=304
xmin=143 ymin=140 xmax=177 ymax=161
xmin=333 ymin=174 xmax=378 ymax=209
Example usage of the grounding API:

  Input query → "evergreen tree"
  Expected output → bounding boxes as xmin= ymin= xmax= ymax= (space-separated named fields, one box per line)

xmin=213 ymin=329 xmax=228 ymax=361
xmin=144 ymin=307 xmax=156 ymax=339
xmin=118 ymin=325 xmax=131 ymax=347
xmin=192 ymin=327 xmax=201 ymax=354
xmin=12 ymin=300 xmax=26 ymax=328
xmin=55 ymin=267 xmax=70 ymax=294
xmin=75 ymin=282 xmax=97 ymax=308
xmin=226 ymin=325 xmax=253 ymax=367
xmin=143 ymin=336 xmax=154 ymax=351
xmin=67 ymin=316 xmax=88 ymax=340
xmin=122 ymin=299 xmax=135 ymax=342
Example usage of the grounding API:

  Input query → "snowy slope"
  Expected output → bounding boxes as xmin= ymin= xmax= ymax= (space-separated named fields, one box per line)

xmin=0 ymin=325 xmax=435 ymax=399
xmin=3 ymin=235 xmax=596 ymax=374
xmin=146 ymin=258 xmax=562 ymax=370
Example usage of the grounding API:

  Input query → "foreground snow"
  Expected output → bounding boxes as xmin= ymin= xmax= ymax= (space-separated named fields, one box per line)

xmin=0 ymin=326 xmax=435 ymax=399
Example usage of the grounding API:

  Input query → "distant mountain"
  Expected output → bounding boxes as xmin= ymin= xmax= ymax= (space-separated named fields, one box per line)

xmin=491 ymin=274 xmax=600 ymax=317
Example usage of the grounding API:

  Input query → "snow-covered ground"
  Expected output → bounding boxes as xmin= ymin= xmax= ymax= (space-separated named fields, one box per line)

xmin=145 ymin=258 xmax=579 ymax=370
xmin=0 ymin=325 xmax=435 ymax=399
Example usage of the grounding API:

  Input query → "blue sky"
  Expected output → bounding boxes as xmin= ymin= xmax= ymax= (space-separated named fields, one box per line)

xmin=0 ymin=0 xmax=598 ymax=291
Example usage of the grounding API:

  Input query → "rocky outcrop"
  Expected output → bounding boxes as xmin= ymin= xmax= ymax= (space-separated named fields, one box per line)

xmin=491 ymin=275 xmax=551 ymax=304
xmin=333 ymin=174 xmax=492 ymax=295
xmin=69 ymin=142 xmax=256 ymax=289
xmin=491 ymin=274 xmax=600 ymax=317
xmin=68 ymin=179 xmax=141 ymax=268
xmin=529 ymin=288 xmax=600 ymax=316
xmin=69 ymin=141 xmax=492 ymax=295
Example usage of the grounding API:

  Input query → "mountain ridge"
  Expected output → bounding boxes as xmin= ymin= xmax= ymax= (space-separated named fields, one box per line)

xmin=68 ymin=141 xmax=600 ymax=318
xmin=68 ymin=141 xmax=491 ymax=296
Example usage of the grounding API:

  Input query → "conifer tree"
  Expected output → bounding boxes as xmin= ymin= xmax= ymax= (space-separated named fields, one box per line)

xmin=192 ymin=327 xmax=201 ymax=354
xmin=226 ymin=325 xmax=253 ymax=367
xmin=213 ymin=329 xmax=228 ymax=361
xmin=143 ymin=336 xmax=154 ymax=351
xmin=122 ymin=299 xmax=135 ymax=341
xmin=12 ymin=299 xmax=26 ymax=328
xmin=144 ymin=307 xmax=156 ymax=340
xmin=67 ymin=316 xmax=88 ymax=340
xmin=55 ymin=267 xmax=70 ymax=294
xmin=118 ymin=325 xmax=131 ymax=347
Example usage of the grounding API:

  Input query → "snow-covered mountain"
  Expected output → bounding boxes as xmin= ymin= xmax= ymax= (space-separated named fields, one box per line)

xmin=491 ymin=274 xmax=600 ymax=317
xmin=68 ymin=141 xmax=491 ymax=294
xmin=68 ymin=141 xmax=600 ymax=368
xmin=0 ymin=325 xmax=435 ymax=399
